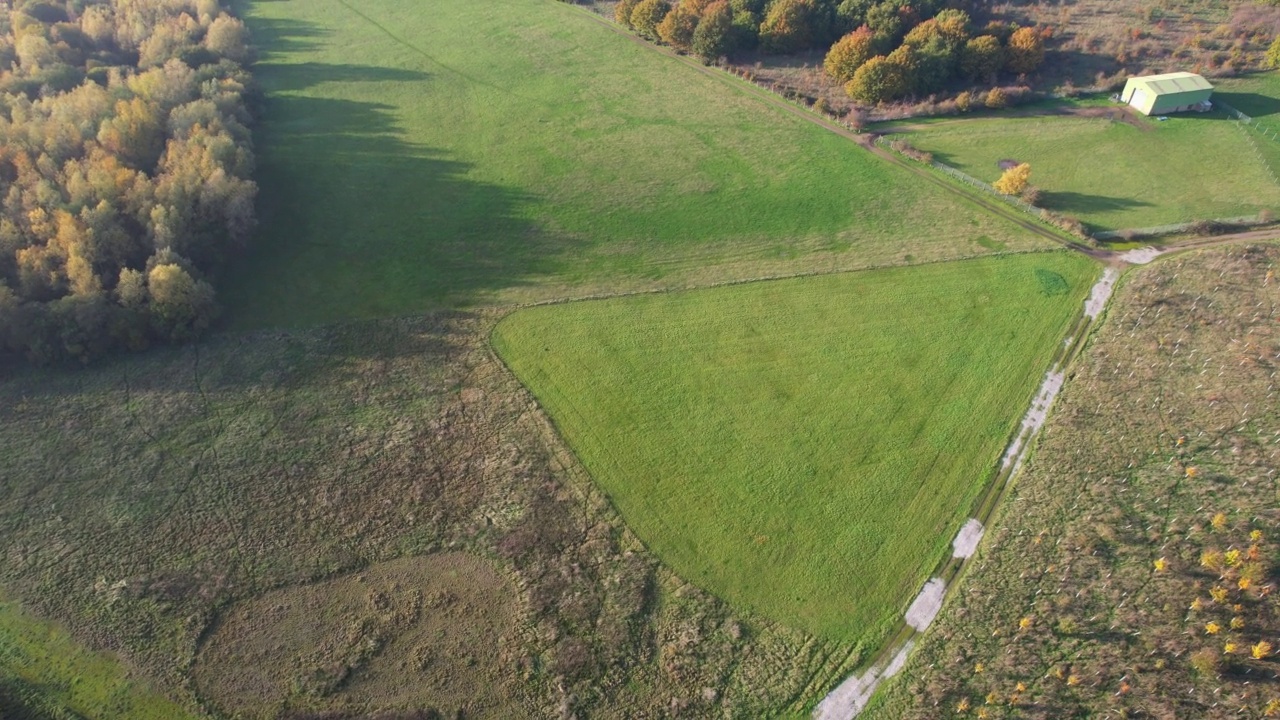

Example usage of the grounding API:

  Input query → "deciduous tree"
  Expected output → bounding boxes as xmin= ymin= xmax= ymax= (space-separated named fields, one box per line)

xmin=692 ymin=1 xmax=738 ymax=60
xmin=824 ymin=26 xmax=877 ymax=82
xmin=961 ymin=35 xmax=1003 ymax=83
xmin=845 ymin=54 xmax=907 ymax=103
xmin=994 ymin=162 xmax=1031 ymax=195
xmin=631 ymin=0 xmax=673 ymax=40
xmin=1005 ymin=26 xmax=1045 ymax=74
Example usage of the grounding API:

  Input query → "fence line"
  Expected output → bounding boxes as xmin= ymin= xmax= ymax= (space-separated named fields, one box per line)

xmin=1093 ymin=216 xmax=1268 ymax=241
xmin=875 ymin=135 xmax=1055 ymax=220
xmin=1217 ymin=100 xmax=1280 ymax=145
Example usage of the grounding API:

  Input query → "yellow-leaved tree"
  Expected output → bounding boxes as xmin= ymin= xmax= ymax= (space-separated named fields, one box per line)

xmin=994 ymin=163 xmax=1031 ymax=195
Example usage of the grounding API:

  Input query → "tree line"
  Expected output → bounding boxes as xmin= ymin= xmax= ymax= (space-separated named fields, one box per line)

xmin=612 ymin=0 xmax=1046 ymax=102
xmin=0 ymin=0 xmax=256 ymax=364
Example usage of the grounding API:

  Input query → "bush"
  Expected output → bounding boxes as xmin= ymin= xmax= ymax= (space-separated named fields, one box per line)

xmin=1268 ymin=36 xmax=1280 ymax=69
xmin=985 ymin=87 xmax=1008 ymax=108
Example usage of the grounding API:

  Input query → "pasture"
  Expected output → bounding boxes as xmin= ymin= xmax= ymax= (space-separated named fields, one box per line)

xmin=895 ymin=108 xmax=1280 ymax=232
xmin=493 ymin=252 xmax=1099 ymax=646
xmin=220 ymin=0 xmax=1048 ymax=329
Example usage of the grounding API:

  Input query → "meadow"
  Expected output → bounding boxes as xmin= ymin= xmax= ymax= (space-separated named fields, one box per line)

xmin=219 ymin=0 xmax=1048 ymax=329
xmin=493 ymin=252 xmax=1099 ymax=647
xmin=867 ymin=244 xmax=1280 ymax=719
xmin=895 ymin=107 xmax=1280 ymax=232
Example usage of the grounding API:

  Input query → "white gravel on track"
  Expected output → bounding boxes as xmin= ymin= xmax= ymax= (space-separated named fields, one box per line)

xmin=951 ymin=519 xmax=985 ymax=559
xmin=812 ymin=640 xmax=915 ymax=720
xmin=904 ymin=578 xmax=946 ymax=631
xmin=1084 ymin=267 xmax=1120 ymax=318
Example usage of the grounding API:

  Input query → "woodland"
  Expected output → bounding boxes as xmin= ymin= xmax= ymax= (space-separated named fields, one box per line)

xmin=0 ymin=0 xmax=256 ymax=364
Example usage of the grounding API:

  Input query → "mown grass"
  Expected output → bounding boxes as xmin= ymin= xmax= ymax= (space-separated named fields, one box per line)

xmin=220 ymin=0 xmax=1048 ymax=329
xmin=1215 ymin=70 xmax=1280 ymax=119
xmin=900 ymin=110 xmax=1280 ymax=231
xmin=866 ymin=244 xmax=1280 ymax=719
xmin=0 ymin=596 xmax=199 ymax=719
xmin=493 ymin=252 xmax=1099 ymax=646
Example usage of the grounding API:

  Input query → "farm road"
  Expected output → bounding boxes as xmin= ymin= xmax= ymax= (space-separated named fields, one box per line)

xmin=871 ymin=104 xmax=1152 ymax=135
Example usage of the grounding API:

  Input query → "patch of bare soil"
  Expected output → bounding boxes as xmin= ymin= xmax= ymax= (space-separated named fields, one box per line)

xmin=194 ymin=553 xmax=519 ymax=718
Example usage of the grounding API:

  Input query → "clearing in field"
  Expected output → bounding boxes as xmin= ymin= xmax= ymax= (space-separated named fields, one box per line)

xmin=195 ymin=553 xmax=521 ymax=718
xmin=897 ymin=104 xmax=1280 ymax=232
xmin=493 ymin=253 xmax=1099 ymax=646
xmin=221 ymin=0 xmax=1048 ymax=328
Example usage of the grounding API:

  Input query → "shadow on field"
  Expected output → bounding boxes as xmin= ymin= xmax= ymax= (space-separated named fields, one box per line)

xmin=1040 ymin=190 xmax=1152 ymax=216
xmin=1214 ymin=91 xmax=1280 ymax=118
xmin=221 ymin=29 xmax=583 ymax=328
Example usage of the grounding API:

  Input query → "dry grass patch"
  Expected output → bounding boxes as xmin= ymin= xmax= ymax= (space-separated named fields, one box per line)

xmin=195 ymin=553 xmax=521 ymax=718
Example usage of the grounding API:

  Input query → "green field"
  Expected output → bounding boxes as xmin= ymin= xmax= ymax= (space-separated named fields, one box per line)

xmin=898 ymin=109 xmax=1280 ymax=232
xmin=0 ymin=597 xmax=198 ymax=719
xmin=220 ymin=0 xmax=1047 ymax=329
xmin=1216 ymin=71 xmax=1280 ymax=119
xmin=493 ymin=252 xmax=1098 ymax=645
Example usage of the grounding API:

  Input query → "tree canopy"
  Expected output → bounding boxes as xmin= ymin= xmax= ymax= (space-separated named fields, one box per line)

xmin=0 ymin=0 xmax=256 ymax=364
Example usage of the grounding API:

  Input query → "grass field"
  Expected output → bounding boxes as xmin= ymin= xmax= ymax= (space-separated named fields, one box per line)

xmin=0 ymin=596 xmax=198 ymax=719
xmin=219 ymin=0 xmax=1049 ymax=329
xmin=493 ymin=252 xmax=1099 ymax=646
xmin=1216 ymin=71 xmax=1280 ymax=119
xmin=867 ymin=243 xmax=1280 ymax=719
xmin=897 ymin=109 xmax=1280 ymax=232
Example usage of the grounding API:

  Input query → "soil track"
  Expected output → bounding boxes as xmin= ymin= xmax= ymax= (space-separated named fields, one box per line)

xmin=872 ymin=104 xmax=1152 ymax=135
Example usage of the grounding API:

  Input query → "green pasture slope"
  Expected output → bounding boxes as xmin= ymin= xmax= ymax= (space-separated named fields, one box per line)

xmin=493 ymin=252 xmax=1099 ymax=646
xmin=222 ymin=0 xmax=1047 ymax=329
xmin=899 ymin=108 xmax=1280 ymax=232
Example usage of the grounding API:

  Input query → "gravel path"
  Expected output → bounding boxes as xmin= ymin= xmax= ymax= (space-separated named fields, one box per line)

xmin=813 ymin=640 xmax=916 ymax=720
xmin=951 ymin=519 xmax=985 ymax=559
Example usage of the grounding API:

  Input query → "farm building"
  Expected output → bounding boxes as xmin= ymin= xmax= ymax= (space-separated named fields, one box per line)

xmin=1121 ymin=72 xmax=1214 ymax=115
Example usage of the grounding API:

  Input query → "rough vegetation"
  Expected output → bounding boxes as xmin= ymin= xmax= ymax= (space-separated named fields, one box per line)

xmin=867 ymin=243 xmax=1280 ymax=718
xmin=494 ymin=253 xmax=1098 ymax=648
xmin=0 ymin=0 xmax=257 ymax=363
xmin=0 ymin=311 xmax=855 ymax=718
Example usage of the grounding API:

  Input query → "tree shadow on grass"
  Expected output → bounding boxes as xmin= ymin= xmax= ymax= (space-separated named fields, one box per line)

xmin=219 ymin=61 xmax=582 ymax=330
xmin=1039 ymin=190 xmax=1153 ymax=217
